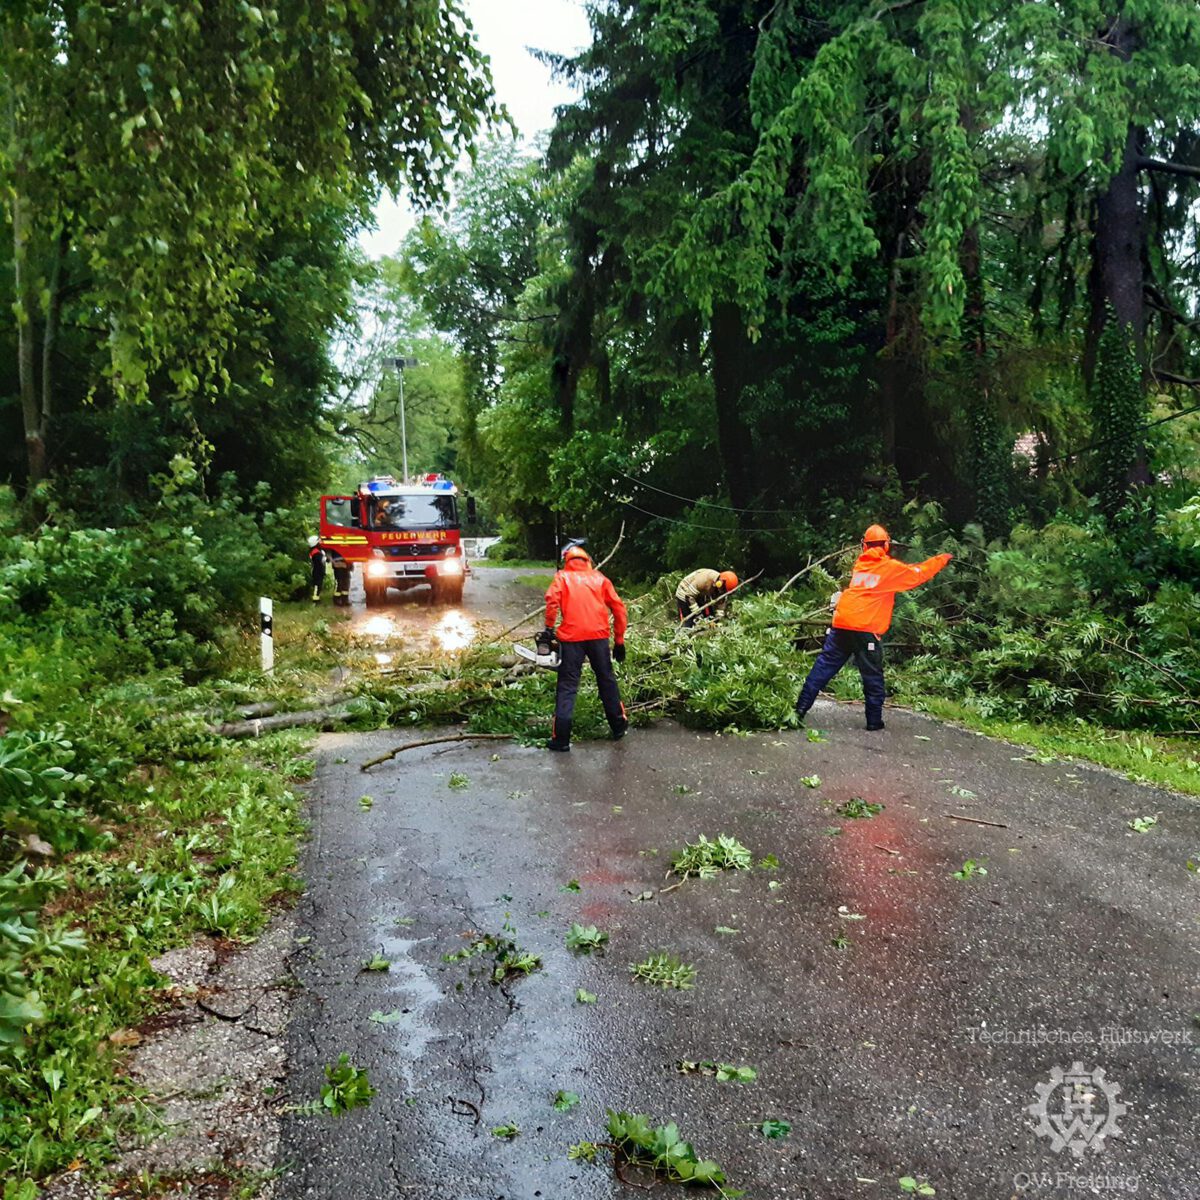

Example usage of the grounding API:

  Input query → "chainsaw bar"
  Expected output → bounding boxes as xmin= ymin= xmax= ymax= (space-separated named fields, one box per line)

xmin=514 ymin=642 xmax=560 ymax=670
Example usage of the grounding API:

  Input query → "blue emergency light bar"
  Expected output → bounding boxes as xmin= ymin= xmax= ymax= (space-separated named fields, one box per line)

xmin=360 ymin=474 xmax=456 ymax=493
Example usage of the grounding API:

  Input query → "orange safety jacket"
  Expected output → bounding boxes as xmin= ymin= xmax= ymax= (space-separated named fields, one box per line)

xmin=831 ymin=547 xmax=951 ymax=635
xmin=545 ymin=559 xmax=628 ymax=643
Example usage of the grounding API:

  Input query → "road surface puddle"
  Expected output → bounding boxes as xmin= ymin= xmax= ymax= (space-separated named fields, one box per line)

xmin=434 ymin=610 xmax=475 ymax=652
xmin=374 ymin=934 xmax=444 ymax=1092
xmin=361 ymin=615 xmax=396 ymax=639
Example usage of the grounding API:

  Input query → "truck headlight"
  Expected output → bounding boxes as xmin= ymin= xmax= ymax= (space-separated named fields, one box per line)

xmin=367 ymin=561 xmax=389 ymax=578
xmin=440 ymin=559 xmax=464 ymax=576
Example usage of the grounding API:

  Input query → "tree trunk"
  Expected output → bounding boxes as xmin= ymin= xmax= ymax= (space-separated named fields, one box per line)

xmin=39 ymin=224 xmax=69 ymax=474
xmin=709 ymin=300 xmax=753 ymax=514
xmin=879 ymin=233 xmax=905 ymax=469
xmin=1084 ymin=121 xmax=1145 ymax=383
xmin=12 ymin=182 xmax=46 ymax=499
xmin=961 ymin=223 xmax=1008 ymax=537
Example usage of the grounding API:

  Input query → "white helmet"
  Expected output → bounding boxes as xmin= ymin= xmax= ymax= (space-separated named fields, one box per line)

xmin=307 ymin=535 xmax=320 ymax=548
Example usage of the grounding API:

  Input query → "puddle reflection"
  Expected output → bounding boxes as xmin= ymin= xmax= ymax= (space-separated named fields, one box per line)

xmin=361 ymin=615 xmax=396 ymax=639
xmin=434 ymin=610 xmax=475 ymax=652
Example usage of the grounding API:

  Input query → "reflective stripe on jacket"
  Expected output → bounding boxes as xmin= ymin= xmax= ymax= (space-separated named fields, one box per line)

xmin=675 ymin=568 xmax=722 ymax=605
xmin=545 ymin=560 xmax=628 ymax=643
xmin=831 ymin=547 xmax=951 ymax=635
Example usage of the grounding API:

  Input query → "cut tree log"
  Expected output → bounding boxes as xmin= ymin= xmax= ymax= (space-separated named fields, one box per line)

xmin=214 ymin=705 xmax=354 ymax=739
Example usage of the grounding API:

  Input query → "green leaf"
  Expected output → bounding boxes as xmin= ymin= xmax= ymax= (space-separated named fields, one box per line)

xmin=565 ymin=922 xmax=608 ymax=953
xmin=553 ymin=1089 xmax=580 ymax=1111
xmin=759 ymin=1119 xmax=791 ymax=1139
xmin=576 ymin=988 xmax=597 ymax=1004
xmin=715 ymin=1064 xmax=757 ymax=1083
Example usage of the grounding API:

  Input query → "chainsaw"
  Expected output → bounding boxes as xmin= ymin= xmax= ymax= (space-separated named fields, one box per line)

xmin=514 ymin=628 xmax=560 ymax=670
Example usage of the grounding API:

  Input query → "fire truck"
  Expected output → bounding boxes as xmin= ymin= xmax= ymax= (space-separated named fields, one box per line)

xmin=319 ymin=474 xmax=467 ymax=606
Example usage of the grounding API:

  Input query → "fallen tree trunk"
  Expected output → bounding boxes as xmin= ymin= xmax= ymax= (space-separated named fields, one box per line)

xmin=214 ymin=705 xmax=355 ymax=739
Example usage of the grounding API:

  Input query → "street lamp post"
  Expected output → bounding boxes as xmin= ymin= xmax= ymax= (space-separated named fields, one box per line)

xmin=390 ymin=356 xmax=420 ymax=481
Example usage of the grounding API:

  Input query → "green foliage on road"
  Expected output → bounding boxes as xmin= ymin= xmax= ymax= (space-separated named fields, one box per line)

xmin=321 ymin=1055 xmax=376 ymax=1117
xmin=669 ymin=835 xmax=754 ymax=883
xmin=603 ymin=1110 xmax=734 ymax=1190
xmin=565 ymin=924 xmax=609 ymax=954
xmin=630 ymin=952 xmax=697 ymax=991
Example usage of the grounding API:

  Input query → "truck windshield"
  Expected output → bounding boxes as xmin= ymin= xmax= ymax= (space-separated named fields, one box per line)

xmin=368 ymin=494 xmax=458 ymax=531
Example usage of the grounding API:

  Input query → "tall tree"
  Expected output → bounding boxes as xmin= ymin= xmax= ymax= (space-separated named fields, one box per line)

xmin=0 ymin=1 xmax=500 ymax=511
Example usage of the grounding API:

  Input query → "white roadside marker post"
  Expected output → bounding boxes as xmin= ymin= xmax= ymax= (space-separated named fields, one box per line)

xmin=260 ymin=597 xmax=274 ymax=674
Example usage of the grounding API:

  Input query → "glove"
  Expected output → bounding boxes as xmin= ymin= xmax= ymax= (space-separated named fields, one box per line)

xmin=535 ymin=628 xmax=557 ymax=652
xmin=613 ymin=642 xmax=626 ymax=664
xmin=828 ymin=589 xmax=842 ymax=611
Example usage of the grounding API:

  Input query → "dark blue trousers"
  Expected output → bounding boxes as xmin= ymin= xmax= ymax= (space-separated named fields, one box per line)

xmin=795 ymin=627 xmax=885 ymax=728
xmin=553 ymin=638 xmax=625 ymax=739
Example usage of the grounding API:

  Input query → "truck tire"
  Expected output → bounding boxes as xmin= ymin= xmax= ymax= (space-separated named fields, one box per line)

xmin=364 ymin=581 xmax=388 ymax=607
xmin=444 ymin=579 xmax=464 ymax=606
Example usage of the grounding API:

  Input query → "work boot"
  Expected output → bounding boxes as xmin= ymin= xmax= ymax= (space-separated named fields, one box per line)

xmin=609 ymin=716 xmax=629 ymax=741
xmin=547 ymin=720 xmax=571 ymax=752
xmin=865 ymin=721 xmax=885 ymax=732
xmin=793 ymin=702 xmax=809 ymax=726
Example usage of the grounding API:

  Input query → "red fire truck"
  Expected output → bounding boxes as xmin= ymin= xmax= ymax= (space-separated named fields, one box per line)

xmin=319 ymin=474 xmax=467 ymax=606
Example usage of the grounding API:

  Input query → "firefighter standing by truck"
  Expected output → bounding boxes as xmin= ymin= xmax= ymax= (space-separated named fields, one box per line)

xmin=542 ymin=545 xmax=629 ymax=752
xmin=331 ymin=557 xmax=351 ymax=607
xmin=307 ymin=536 xmax=326 ymax=603
xmin=793 ymin=524 xmax=951 ymax=731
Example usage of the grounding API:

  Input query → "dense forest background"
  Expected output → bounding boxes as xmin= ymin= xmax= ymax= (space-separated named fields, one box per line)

xmin=6 ymin=2 xmax=1200 ymax=561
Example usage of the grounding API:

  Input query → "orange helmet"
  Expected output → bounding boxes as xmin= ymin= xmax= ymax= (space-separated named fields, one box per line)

xmin=863 ymin=523 xmax=890 ymax=547
xmin=563 ymin=545 xmax=591 ymax=565
xmin=717 ymin=570 xmax=738 ymax=591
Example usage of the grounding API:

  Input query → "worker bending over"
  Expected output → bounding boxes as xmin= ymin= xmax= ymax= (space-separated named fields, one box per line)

xmin=794 ymin=525 xmax=951 ymax=731
xmin=675 ymin=568 xmax=738 ymax=627
xmin=542 ymin=546 xmax=629 ymax=752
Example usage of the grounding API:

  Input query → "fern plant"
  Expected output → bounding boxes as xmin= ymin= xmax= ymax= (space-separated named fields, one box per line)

xmin=631 ymin=952 xmax=696 ymax=990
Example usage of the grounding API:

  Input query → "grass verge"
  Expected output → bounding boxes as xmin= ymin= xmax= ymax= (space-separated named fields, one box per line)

xmin=904 ymin=697 xmax=1200 ymax=798
xmin=2 ymin=728 xmax=309 ymax=1182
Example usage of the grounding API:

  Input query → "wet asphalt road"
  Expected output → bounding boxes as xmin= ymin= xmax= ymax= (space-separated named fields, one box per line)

xmin=278 ymin=579 xmax=1199 ymax=1200
xmin=337 ymin=561 xmax=548 ymax=649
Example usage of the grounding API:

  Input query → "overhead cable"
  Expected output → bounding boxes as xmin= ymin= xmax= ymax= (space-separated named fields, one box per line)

xmin=613 ymin=496 xmax=800 ymax=533
xmin=614 ymin=468 xmax=802 ymax=515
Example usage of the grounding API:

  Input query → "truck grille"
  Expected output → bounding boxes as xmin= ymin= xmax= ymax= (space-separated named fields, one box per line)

xmin=383 ymin=544 xmax=445 ymax=557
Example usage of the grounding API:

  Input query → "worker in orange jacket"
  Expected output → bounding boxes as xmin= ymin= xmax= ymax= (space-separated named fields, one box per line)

xmin=794 ymin=525 xmax=951 ymax=731
xmin=542 ymin=545 xmax=629 ymax=752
